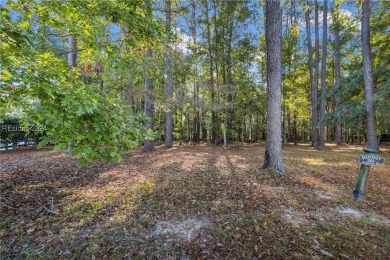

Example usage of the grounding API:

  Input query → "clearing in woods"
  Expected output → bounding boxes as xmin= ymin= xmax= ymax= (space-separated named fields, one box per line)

xmin=0 ymin=143 xmax=389 ymax=259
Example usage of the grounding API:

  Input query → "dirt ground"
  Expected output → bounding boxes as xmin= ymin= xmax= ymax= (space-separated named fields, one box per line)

xmin=1 ymin=143 xmax=389 ymax=259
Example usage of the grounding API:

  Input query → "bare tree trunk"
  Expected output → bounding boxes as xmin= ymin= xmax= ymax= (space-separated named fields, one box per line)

xmin=143 ymin=46 xmax=154 ymax=152
xmin=319 ymin=0 xmax=328 ymax=148
xmin=164 ymin=0 xmax=173 ymax=148
xmin=143 ymin=0 xmax=154 ymax=152
xmin=312 ymin=0 xmax=320 ymax=148
xmin=191 ymin=1 xmax=200 ymax=143
xmin=361 ymin=0 xmax=378 ymax=150
xmin=223 ymin=117 xmax=227 ymax=147
xmin=334 ymin=2 xmax=342 ymax=145
xmin=68 ymin=34 xmax=77 ymax=68
xmin=187 ymin=111 xmax=191 ymax=141
xmin=249 ymin=115 xmax=252 ymax=141
xmin=201 ymin=110 xmax=207 ymax=141
xmin=263 ymin=0 xmax=285 ymax=174
xmin=305 ymin=0 xmax=319 ymax=149
xmin=241 ymin=117 xmax=245 ymax=145
xmin=226 ymin=7 xmax=234 ymax=145
xmin=205 ymin=0 xmax=216 ymax=144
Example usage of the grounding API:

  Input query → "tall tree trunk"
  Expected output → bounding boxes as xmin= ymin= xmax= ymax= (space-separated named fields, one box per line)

xmin=305 ymin=0 xmax=319 ymax=149
xmin=319 ymin=0 xmax=328 ymax=148
xmin=226 ymin=9 xmax=234 ymax=145
xmin=143 ymin=46 xmax=154 ymax=152
xmin=205 ymin=0 xmax=216 ymax=144
xmin=165 ymin=0 xmax=173 ymax=148
xmin=143 ymin=0 xmax=154 ymax=152
xmin=191 ymin=1 xmax=200 ymax=143
xmin=361 ymin=0 xmax=378 ymax=150
xmin=334 ymin=2 xmax=342 ymax=145
xmin=263 ymin=0 xmax=285 ymax=174
xmin=313 ymin=0 xmax=320 ymax=149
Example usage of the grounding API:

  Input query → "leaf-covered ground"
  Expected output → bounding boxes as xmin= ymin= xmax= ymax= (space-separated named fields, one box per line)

xmin=1 ymin=143 xmax=389 ymax=259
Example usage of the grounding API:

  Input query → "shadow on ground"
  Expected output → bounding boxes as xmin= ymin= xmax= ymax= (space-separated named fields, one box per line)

xmin=1 ymin=144 xmax=389 ymax=259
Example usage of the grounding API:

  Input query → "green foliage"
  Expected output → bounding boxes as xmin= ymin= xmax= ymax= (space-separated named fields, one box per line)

xmin=2 ymin=0 xmax=390 ymax=155
xmin=324 ymin=1 xmax=390 ymax=135
xmin=0 ymin=0 xmax=163 ymax=164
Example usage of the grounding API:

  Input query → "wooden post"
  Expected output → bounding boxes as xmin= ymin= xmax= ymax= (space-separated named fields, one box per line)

xmin=352 ymin=164 xmax=370 ymax=200
xmin=352 ymin=148 xmax=384 ymax=200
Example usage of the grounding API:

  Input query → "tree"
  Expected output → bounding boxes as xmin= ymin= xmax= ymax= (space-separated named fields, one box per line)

xmin=263 ymin=0 xmax=285 ymax=174
xmin=333 ymin=1 xmax=342 ymax=145
xmin=312 ymin=0 xmax=320 ymax=149
xmin=164 ymin=0 xmax=174 ymax=148
xmin=144 ymin=0 xmax=155 ymax=152
xmin=361 ymin=0 xmax=377 ymax=150
xmin=319 ymin=0 xmax=328 ymax=147
xmin=190 ymin=0 xmax=201 ymax=144
xmin=204 ymin=0 xmax=217 ymax=144
xmin=305 ymin=0 xmax=320 ymax=149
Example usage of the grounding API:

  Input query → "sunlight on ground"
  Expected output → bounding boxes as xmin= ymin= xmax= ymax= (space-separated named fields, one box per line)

xmin=1 ymin=143 xmax=389 ymax=259
xmin=301 ymin=157 xmax=355 ymax=167
xmin=152 ymin=217 xmax=210 ymax=241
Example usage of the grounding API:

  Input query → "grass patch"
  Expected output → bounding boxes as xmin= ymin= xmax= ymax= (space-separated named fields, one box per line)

xmin=33 ymin=150 xmax=58 ymax=157
xmin=0 ymin=217 xmax=11 ymax=230
xmin=64 ymin=201 xmax=103 ymax=218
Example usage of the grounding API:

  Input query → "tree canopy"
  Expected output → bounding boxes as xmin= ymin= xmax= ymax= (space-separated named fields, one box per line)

xmin=1 ymin=0 xmax=389 ymax=164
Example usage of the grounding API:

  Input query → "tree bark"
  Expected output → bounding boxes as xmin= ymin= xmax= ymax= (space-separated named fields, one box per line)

xmin=319 ymin=0 xmax=328 ymax=148
xmin=205 ymin=0 xmax=216 ymax=144
xmin=312 ymin=0 xmax=320 ymax=149
xmin=143 ymin=0 xmax=154 ymax=152
xmin=226 ymin=6 xmax=234 ymax=145
xmin=223 ymin=117 xmax=227 ymax=147
xmin=305 ymin=0 xmax=319 ymax=149
xmin=263 ymin=0 xmax=285 ymax=174
xmin=361 ymin=0 xmax=378 ymax=150
xmin=191 ymin=1 xmax=200 ymax=143
xmin=143 ymin=46 xmax=154 ymax=152
xmin=334 ymin=2 xmax=342 ymax=145
xmin=164 ymin=0 xmax=173 ymax=148
xmin=67 ymin=34 xmax=77 ymax=68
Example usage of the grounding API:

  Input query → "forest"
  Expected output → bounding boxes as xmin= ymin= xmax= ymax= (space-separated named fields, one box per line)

xmin=1 ymin=0 xmax=390 ymax=259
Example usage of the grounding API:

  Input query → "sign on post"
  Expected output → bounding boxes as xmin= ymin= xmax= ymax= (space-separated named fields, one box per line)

xmin=356 ymin=154 xmax=385 ymax=166
xmin=352 ymin=148 xmax=385 ymax=201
